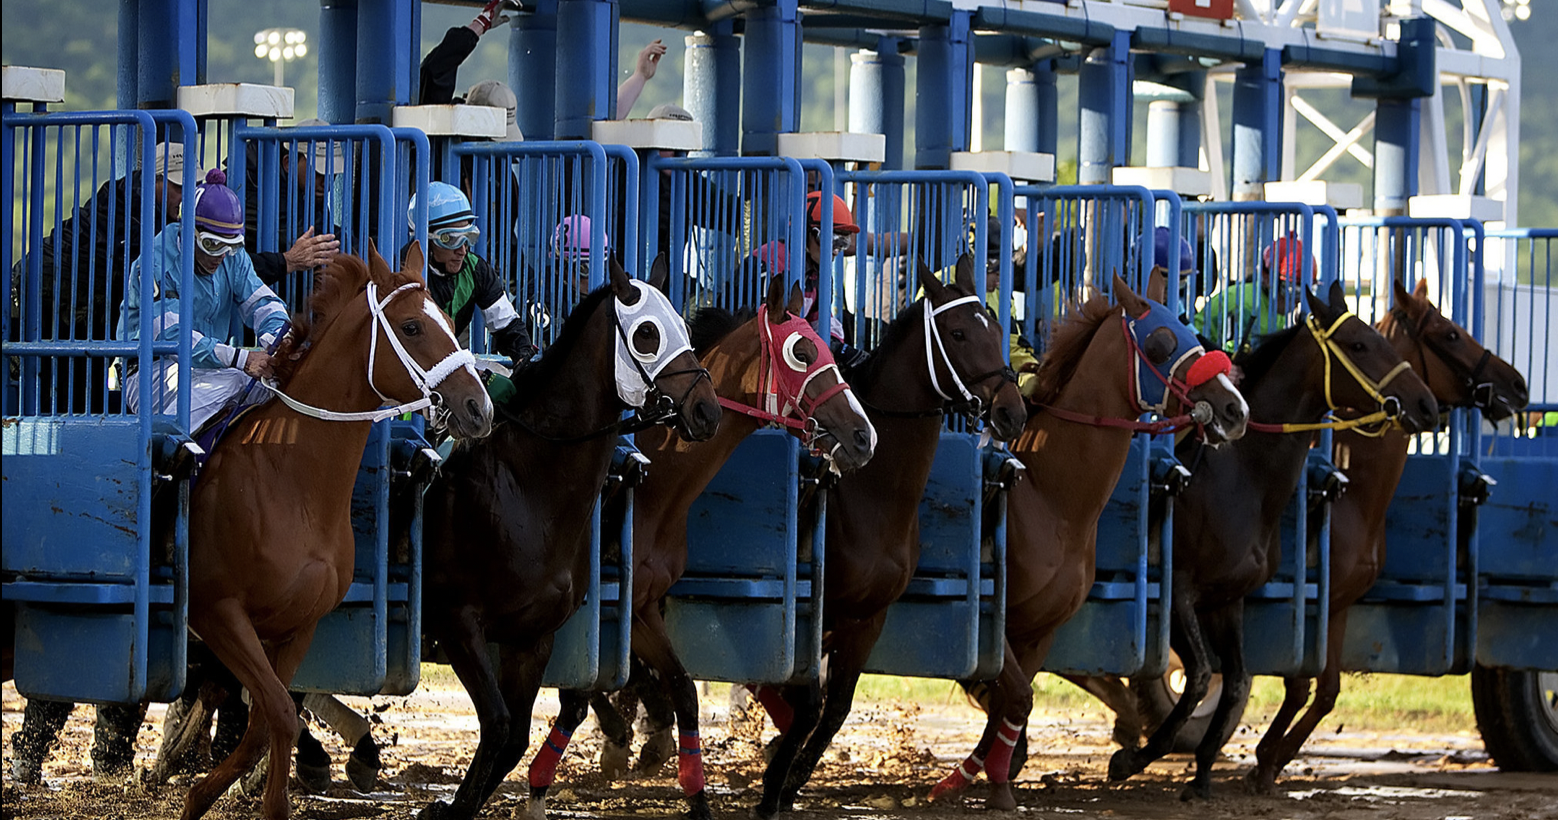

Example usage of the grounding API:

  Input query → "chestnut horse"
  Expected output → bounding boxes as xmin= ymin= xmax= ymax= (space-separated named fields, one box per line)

xmin=927 ymin=273 xmax=1250 ymax=809
xmin=181 ymin=244 xmax=493 ymax=820
xmin=417 ymin=258 xmax=722 ymax=820
xmin=755 ymin=254 xmax=1028 ymax=818
xmin=1107 ymin=281 xmax=1440 ymax=799
xmin=523 ymin=271 xmax=878 ymax=820
xmin=1247 ymin=278 xmax=1528 ymax=791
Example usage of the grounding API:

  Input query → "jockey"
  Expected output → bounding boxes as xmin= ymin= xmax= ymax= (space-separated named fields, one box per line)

xmin=1196 ymin=232 xmax=1315 ymax=355
xmin=552 ymin=213 xmax=608 ymax=305
xmin=402 ymin=181 xmax=537 ymax=363
xmin=978 ymin=215 xmax=1040 ymax=398
xmin=118 ymin=169 xmax=290 ymax=432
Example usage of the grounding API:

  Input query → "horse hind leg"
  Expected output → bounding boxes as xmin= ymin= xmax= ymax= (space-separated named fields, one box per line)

xmin=527 ymin=687 xmax=591 ymax=820
xmin=1247 ymin=675 xmax=1312 ymax=794
xmin=1110 ymin=589 xmax=1212 ymax=783
xmin=300 ymin=692 xmax=379 ymax=792
xmin=1061 ymin=673 xmax=1143 ymax=750
xmin=1251 ymin=612 xmax=1349 ymax=793
xmin=590 ymin=691 xmax=632 ymax=780
xmin=1183 ymin=603 xmax=1249 ymax=801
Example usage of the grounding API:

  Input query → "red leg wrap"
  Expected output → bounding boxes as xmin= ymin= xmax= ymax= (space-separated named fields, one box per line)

xmin=752 ymin=685 xmax=794 ymax=735
xmin=677 ymin=732 xmax=705 ymax=795
xmin=928 ymin=754 xmax=983 ymax=801
xmin=985 ymin=718 xmax=1024 ymax=785
xmin=527 ymin=725 xmax=573 ymax=788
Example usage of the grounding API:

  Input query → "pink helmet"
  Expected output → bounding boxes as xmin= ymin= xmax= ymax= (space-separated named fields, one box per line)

xmin=552 ymin=214 xmax=610 ymax=259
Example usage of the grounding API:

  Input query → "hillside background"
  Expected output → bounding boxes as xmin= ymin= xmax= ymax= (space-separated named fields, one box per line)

xmin=3 ymin=1 xmax=1551 ymax=225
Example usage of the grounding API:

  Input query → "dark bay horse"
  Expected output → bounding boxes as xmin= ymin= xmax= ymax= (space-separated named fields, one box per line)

xmin=755 ymin=254 xmax=1028 ymax=818
xmin=523 ymin=271 xmax=877 ymax=820
xmin=417 ymin=258 xmax=722 ymax=820
xmin=1107 ymin=280 xmax=1439 ymax=800
xmin=1247 ymin=277 xmax=1528 ymax=792
xmin=927 ymin=273 xmax=1250 ymax=810
xmin=181 ymin=243 xmax=493 ymax=820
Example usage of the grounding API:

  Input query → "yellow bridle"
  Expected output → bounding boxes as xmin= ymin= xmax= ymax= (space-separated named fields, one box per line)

xmin=1268 ymin=311 xmax=1412 ymax=436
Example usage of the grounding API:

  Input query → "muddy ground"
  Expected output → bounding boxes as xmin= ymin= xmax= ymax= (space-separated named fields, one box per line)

xmin=3 ymin=677 xmax=1554 ymax=820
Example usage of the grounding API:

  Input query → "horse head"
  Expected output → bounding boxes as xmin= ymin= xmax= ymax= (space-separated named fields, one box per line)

xmin=363 ymin=241 xmax=492 ymax=439
xmin=1115 ymin=272 xmax=1248 ymax=444
xmin=915 ymin=253 xmax=1027 ymax=441
xmin=758 ymin=275 xmax=875 ymax=472
xmin=614 ymin=255 xmax=721 ymax=441
xmin=1304 ymin=280 xmax=1438 ymax=434
xmin=1389 ymin=278 xmax=1529 ymax=422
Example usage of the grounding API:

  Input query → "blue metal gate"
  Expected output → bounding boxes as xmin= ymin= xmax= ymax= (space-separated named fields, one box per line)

xmin=4 ymin=109 xmax=198 ymax=704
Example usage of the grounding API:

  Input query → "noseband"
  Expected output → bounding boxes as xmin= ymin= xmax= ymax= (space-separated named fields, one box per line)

xmin=1245 ymin=310 xmax=1414 ymax=436
xmin=1392 ymin=305 xmax=1499 ymax=411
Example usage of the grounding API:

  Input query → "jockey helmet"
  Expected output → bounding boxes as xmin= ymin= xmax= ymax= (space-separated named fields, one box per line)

xmin=1263 ymin=233 xmax=1316 ymax=283
xmin=552 ymin=214 xmax=610 ymax=259
xmin=409 ymin=182 xmax=477 ymax=234
xmin=805 ymin=191 xmax=859 ymax=234
xmin=1148 ymin=226 xmax=1195 ymax=277
xmin=193 ymin=169 xmax=244 ymax=238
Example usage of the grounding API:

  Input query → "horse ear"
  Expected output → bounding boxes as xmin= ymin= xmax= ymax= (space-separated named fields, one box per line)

xmin=763 ymin=274 xmax=798 ymax=323
xmin=648 ymin=253 xmax=670 ymax=294
xmin=609 ymin=256 xmax=638 ymax=303
xmin=953 ymin=252 xmax=977 ymax=294
xmin=1327 ymin=279 xmax=1348 ymax=313
xmin=1146 ymin=269 xmax=1168 ymax=304
xmin=1113 ymin=273 xmax=1147 ymax=317
xmin=916 ymin=258 xmax=946 ymax=301
xmin=1392 ymin=277 xmax=1414 ymax=311
xmin=365 ymin=239 xmax=390 ymax=282
xmin=403 ymin=240 xmax=427 ymax=284
xmin=1305 ymin=283 xmax=1331 ymax=322
xmin=1412 ymin=277 xmax=1430 ymax=299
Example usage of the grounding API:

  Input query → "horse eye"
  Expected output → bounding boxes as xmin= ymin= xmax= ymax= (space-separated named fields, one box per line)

xmin=1446 ymin=330 xmax=1460 ymax=342
xmin=1351 ymin=341 xmax=1366 ymax=353
xmin=400 ymin=320 xmax=421 ymax=337
xmin=951 ymin=329 xmax=967 ymax=342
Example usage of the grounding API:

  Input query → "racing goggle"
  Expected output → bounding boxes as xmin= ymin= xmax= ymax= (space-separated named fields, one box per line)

xmin=810 ymin=227 xmax=851 ymax=254
xmin=430 ymin=225 xmax=480 ymax=250
xmin=196 ymin=231 xmax=245 ymax=258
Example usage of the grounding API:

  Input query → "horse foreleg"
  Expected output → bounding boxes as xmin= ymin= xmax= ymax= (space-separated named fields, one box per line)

xmin=590 ymin=689 xmax=632 ymax=780
xmin=526 ymin=687 xmax=590 ymax=819
xmin=1250 ymin=608 xmax=1348 ymax=793
xmin=777 ymin=615 xmax=887 ymax=812
xmin=419 ymin=613 xmax=512 ymax=820
xmin=1248 ymin=675 xmax=1311 ymax=793
xmin=1060 ymin=674 xmax=1142 ymax=749
xmin=633 ymin=664 xmax=678 ymax=774
xmin=300 ymin=693 xmax=379 ymax=792
xmin=180 ymin=599 xmax=299 ymax=820
xmin=630 ymin=608 xmax=712 ymax=820
xmin=261 ymin=627 xmax=319 ymax=819
xmin=931 ymin=639 xmax=1033 ymax=810
xmin=1110 ymin=585 xmax=1210 ymax=783
xmin=473 ymin=640 xmax=549 ymax=811
xmin=756 ymin=680 xmax=822 ymax=819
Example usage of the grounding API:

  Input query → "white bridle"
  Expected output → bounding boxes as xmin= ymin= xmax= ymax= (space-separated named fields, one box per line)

xmin=262 ymin=281 xmax=477 ymax=423
xmin=923 ymin=293 xmax=984 ymax=405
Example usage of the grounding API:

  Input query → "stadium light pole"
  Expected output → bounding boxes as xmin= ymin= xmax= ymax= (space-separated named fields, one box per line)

xmin=255 ymin=28 xmax=308 ymax=87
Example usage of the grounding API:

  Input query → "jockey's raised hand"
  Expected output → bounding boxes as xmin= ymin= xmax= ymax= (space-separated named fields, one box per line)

xmin=284 ymin=227 xmax=339 ymax=273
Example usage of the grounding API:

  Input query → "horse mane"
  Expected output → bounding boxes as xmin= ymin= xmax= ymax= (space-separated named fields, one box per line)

xmin=269 ymin=253 xmax=418 ymax=387
xmin=1233 ymin=322 xmax=1306 ymax=385
xmin=842 ymin=298 xmax=928 ymax=384
xmin=1029 ymin=293 xmax=1117 ymax=406
xmin=505 ymin=285 xmax=616 ymax=402
xmin=689 ymin=306 xmax=756 ymax=356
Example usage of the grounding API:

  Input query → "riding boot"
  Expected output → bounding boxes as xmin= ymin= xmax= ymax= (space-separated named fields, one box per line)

xmin=11 ymin=699 xmax=73 ymax=784
xmin=91 ymin=702 xmax=148 ymax=779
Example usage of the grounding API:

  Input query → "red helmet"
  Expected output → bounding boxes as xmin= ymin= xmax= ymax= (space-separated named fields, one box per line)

xmin=1263 ymin=233 xmax=1316 ymax=283
xmin=805 ymin=191 xmax=859 ymax=234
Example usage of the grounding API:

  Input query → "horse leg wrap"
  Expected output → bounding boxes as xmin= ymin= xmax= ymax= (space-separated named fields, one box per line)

xmin=677 ymin=732 xmax=705 ymax=796
xmin=527 ymin=725 xmax=574 ymax=789
xmin=928 ymin=754 xmax=984 ymax=802
xmin=985 ymin=719 xmax=1025 ymax=785
xmin=752 ymin=685 xmax=794 ymax=735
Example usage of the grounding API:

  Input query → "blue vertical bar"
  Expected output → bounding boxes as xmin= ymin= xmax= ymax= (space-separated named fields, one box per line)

xmin=1177 ymin=98 xmax=1203 ymax=169
xmin=1034 ymin=59 xmax=1058 ymax=158
xmin=118 ymin=0 xmax=139 ymax=110
xmin=1232 ymin=49 xmax=1282 ymax=199
xmin=741 ymin=0 xmax=800 ymax=156
xmin=555 ymin=0 xmax=618 ymax=140
xmin=512 ymin=0 xmax=557 ymax=140
xmin=1078 ymin=31 xmax=1131 ymax=184
xmin=915 ymin=11 xmax=972 ymax=170
xmin=356 ymin=0 xmax=414 ymax=124
xmin=137 ymin=0 xmax=201 ymax=109
xmin=1373 ymin=98 xmax=1421 ymax=214
xmin=319 ymin=0 xmax=358 ymax=124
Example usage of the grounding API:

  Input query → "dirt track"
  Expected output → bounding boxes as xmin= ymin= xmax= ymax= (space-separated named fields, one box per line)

xmin=4 ymin=678 xmax=1555 ymax=820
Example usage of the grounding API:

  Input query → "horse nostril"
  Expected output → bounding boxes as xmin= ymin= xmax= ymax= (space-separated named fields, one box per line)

xmin=854 ymin=429 xmax=872 ymax=452
xmin=1419 ymin=398 xmax=1434 ymax=418
xmin=1226 ymin=401 xmax=1245 ymax=421
xmin=466 ymin=397 xmax=482 ymax=421
xmin=697 ymin=401 xmax=717 ymax=427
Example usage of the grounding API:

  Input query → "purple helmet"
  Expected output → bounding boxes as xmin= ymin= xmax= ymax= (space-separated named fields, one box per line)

xmin=552 ymin=214 xmax=609 ymax=260
xmin=193 ymin=168 xmax=244 ymax=238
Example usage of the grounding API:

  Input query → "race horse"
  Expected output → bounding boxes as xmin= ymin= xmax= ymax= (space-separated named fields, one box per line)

xmin=417 ymin=257 xmax=722 ymax=820
xmin=1246 ymin=277 xmax=1528 ymax=791
xmin=1106 ymin=280 xmax=1440 ymax=799
xmin=927 ymin=272 xmax=1252 ymax=809
xmin=524 ymin=270 xmax=878 ymax=820
xmin=181 ymin=242 xmax=493 ymax=820
xmin=755 ymin=254 xmax=1028 ymax=818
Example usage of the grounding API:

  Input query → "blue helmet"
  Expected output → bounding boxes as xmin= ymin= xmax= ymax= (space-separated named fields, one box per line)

xmin=408 ymin=181 xmax=476 ymax=233
xmin=1150 ymin=226 xmax=1195 ymax=276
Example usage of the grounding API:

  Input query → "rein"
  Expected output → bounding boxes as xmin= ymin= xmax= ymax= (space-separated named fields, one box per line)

xmin=261 ymin=281 xmax=476 ymax=424
xmin=1245 ymin=311 xmax=1411 ymax=437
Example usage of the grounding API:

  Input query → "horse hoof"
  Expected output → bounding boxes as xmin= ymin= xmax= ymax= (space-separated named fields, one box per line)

xmin=417 ymin=799 xmax=452 ymax=820
xmin=685 ymin=789 xmax=713 ymax=820
xmin=1244 ymin=767 xmax=1277 ymax=796
xmin=636 ymin=727 xmax=674 ymax=774
xmin=346 ymin=737 xmax=382 ymax=793
xmin=295 ymin=759 xmax=331 ymax=795
xmin=1107 ymin=749 xmax=1138 ymax=782
xmin=986 ymin=783 xmax=1018 ymax=811
xmin=1179 ymin=781 xmax=1213 ymax=802
xmin=600 ymin=740 xmax=631 ymax=781
xmin=524 ymin=794 xmax=548 ymax=820
xmin=927 ymin=778 xmax=968 ymax=805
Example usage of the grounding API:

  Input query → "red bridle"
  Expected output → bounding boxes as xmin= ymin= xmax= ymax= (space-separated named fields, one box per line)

xmin=718 ymin=312 xmax=851 ymax=443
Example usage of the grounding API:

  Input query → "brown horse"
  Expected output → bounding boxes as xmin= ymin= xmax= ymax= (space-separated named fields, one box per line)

xmin=417 ymin=257 xmax=722 ymax=820
xmin=1246 ymin=278 xmax=1528 ymax=792
xmin=522 ymin=272 xmax=878 ymax=820
xmin=1106 ymin=280 xmax=1440 ymax=800
xmin=926 ymin=273 xmax=1250 ymax=810
xmin=755 ymin=254 xmax=1028 ymax=818
xmin=180 ymin=243 xmax=493 ymax=820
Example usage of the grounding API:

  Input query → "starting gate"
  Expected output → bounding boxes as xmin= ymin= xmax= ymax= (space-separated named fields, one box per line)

xmin=4 ymin=110 xmax=198 ymax=704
